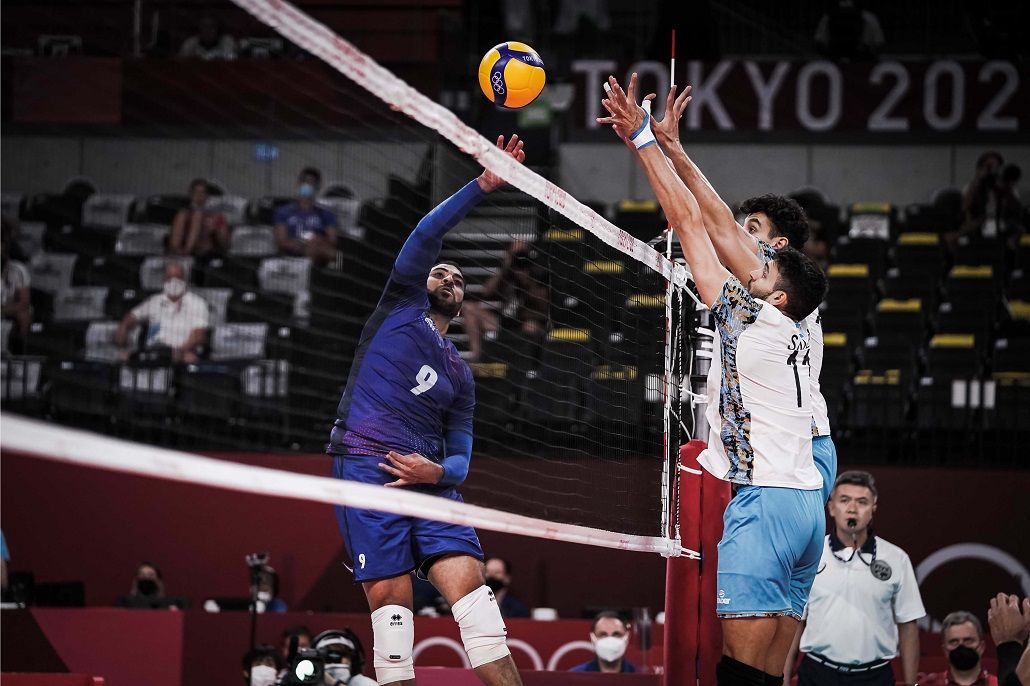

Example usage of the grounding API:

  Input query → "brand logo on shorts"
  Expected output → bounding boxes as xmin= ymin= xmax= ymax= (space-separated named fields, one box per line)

xmin=390 ymin=613 xmax=404 ymax=626
xmin=717 ymin=590 xmax=731 ymax=605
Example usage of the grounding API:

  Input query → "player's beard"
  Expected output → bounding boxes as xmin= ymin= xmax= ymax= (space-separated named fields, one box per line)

xmin=428 ymin=288 xmax=462 ymax=319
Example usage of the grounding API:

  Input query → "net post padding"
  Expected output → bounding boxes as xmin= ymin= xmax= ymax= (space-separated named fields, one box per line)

xmin=0 ymin=415 xmax=677 ymax=555
xmin=663 ymin=440 xmax=704 ymax=685
xmin=699 ymin=454 xmax=731 ymax=684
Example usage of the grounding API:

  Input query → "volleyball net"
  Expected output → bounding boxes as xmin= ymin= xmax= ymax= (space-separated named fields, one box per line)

xmin=1 ymin=0 xmax=709 ymax=547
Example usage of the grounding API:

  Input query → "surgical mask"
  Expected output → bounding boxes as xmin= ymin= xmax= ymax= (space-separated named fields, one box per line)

xmin=485 ymin=577 xmax=507 ymax=593
xmin=256 ymin=590 xmax=273 ymax=603
xmin=298 ymin=183 xmax=316 ymax=199
xmin=592 ymin=635 xmax=628 ymax=663
xmin=163 ymin=277 xmax=187 ymax=298
xmin=136 ymin=578 xmax=159 ymax=596
xmin=249 ymin=664 xmax=278 ymax=686
xmin=948 ymin=645 xmax=980 ymax=671
xmin=325 ymin=663 xmax=352 ymax=683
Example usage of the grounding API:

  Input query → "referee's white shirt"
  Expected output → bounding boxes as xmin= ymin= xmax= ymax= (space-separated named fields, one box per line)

xmin=800 ymin=534 xmax=926 ymax=664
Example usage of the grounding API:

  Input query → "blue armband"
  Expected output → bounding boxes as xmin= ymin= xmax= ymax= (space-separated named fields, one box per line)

xmin=438 ymin=429 xmax=473 ymax=487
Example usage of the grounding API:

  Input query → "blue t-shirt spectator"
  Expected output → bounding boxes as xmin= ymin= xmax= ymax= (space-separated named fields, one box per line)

xmin=273 ymin=202 xmax=338 ymax=243
xmin=569 ymin=658 xmax=637 ymax=672
xmin=1 ymin=529 xmax=9 ymax=561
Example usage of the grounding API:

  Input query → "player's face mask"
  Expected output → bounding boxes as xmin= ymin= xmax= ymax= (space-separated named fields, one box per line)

xmin=592 ymin=633 xmax=628 ymax=662
xmin=249 ymin=664 xmax=277 ymax=686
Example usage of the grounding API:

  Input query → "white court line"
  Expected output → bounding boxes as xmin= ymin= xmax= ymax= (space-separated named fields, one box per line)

xmin=2 ymin=415 xmax=690 ymax=556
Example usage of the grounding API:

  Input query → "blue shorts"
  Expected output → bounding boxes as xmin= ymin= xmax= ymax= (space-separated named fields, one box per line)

xmin=716 ymin=485 xmax=824 ymax=620
xmin=813 ymin=435 xmax=838 ymax=504
xmin=332 ymin=455 xmax=484 ymax=583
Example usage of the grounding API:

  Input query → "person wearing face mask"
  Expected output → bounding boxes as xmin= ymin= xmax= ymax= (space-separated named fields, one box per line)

xmin=921 ymin=612 xmax=999 ymax=686
xmin=569 ymin=611 xmax=637 ymax=673
xmin=242 ymin=644 xmax=282 ymax=686
xmin=273 ymin=167 xmax=339 ymax=268
xmin=484 ymin=558 xmax=530 ymax=619
xmin=116 ymin=261 xmax=210 ymax=363
xmin=117 ymin=561 xmax=187 ymax=609
xmin=313 ymin=629 xmax=378 ymax=686
xmin=783 ymin=471 xmax=925 ymax=686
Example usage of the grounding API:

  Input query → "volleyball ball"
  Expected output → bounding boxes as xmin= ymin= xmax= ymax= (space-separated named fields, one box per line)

xmin=478 ymin=42 xmax=546 ymax=109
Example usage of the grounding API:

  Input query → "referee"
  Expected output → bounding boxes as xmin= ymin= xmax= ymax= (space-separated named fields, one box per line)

xmin=784 ymin=471 xmax=926 ymax=685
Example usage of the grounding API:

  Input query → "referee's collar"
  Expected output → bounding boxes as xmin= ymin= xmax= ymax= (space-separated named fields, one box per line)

xmin=829 ymin=527 xmax=877 ymax=554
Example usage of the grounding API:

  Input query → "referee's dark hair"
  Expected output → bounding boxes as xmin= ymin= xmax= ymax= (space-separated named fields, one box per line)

xmin=740 ymin=194 xmax=811 ymax=249
xmin=591 ymin=610 xmax=628 ymax=633
xmin=833 ymin=470 xmax=878 ymax=501
xmin=771 ymin=247 xmax=827 ymax=322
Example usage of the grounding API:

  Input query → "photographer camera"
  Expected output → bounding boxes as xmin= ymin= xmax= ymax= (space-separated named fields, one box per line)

xmin=283 ymin=629 xmax=376 ymax=686
xmin=955 ymin=151 xmax=1025 ymax=245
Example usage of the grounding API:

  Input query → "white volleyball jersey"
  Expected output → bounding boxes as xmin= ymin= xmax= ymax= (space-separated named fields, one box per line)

xmin=757 ymin=240 xmax=831 ymax=436
xmin=700 ymin=277 xmax=823 ymax=489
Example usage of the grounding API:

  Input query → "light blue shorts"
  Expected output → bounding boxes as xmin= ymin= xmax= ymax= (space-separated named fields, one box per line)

xmin=813 ymin=435 xmax=838 ymax=504
xmin=716 ymin=485 xmax=825 ymax=620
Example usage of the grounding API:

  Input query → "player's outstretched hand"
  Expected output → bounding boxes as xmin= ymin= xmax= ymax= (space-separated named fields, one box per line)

xmin=477 ymin=134 xmax=525 ymax=193
xmin=988 ymin=592 xmax=1030 ymax=645
xmin=379 ymin=450 xmax=445 ymax=487
xmin=597 ymin=73 xmax=646 ymax=140
xmin=651 ymin=84 xmax=693 ymax=147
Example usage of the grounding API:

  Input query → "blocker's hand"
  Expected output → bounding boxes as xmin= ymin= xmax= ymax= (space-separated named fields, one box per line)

xmin=597 ymin=73 xmax=646 ymax=140
xmin=988 ymin=593 xmax=1030 ymax=645
xmin=651 ymin=84 xmax=693 ymax=147
xmin=379 ymin=450 xmax=444 ymax=487
xmin=477 ymin=134 xmax=526 ymax=193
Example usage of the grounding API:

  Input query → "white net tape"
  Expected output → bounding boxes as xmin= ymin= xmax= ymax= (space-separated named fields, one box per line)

xmin=2 ymin=415 xmax=698 ymax=557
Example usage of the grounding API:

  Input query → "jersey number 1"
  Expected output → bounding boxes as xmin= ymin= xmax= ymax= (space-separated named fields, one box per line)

xmin=786 ymin=349 xmax=810 ymax=408
xmin=410 ymin=365 xmax=439 ymax=396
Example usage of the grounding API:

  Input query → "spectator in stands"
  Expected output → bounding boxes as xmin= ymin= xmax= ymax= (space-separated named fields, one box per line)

xmin=485 ymin=557 xmax=530 ymax=618
xmin=922 ymin=611 xmax=998 ymax=686
xmin=461 ymin=239 xmax=549 ymax=361
xmin=784 ymin=470 xmax=924 ymax=686
xmin=312 ymin=629 xmax=378 ymax=686
xmin=570 ymin=610 xmax=637 ymax=673
xmin=115 ymin=262 xmax=210 ymax=363
xmin=178 ymin=15 xmax=237 ymax=60
xmin=252 ymin=564 xmax=288 ymax=613
xmin=273 ymin=167 xmax=338 ymax=268
xmin=241 ymin=644 xmax=282 ymax=686
xmin=1 ymin=220 xmax=32 ymax=343
xmin=167 ymin=178 xmax=229 ymax=258
xmin=957 ymin=151 xmax=1024 ymax=244
xmin=117 ymin=561 xmax=185 ymax=609
xmin=814 ymin=0 xmax=885 ymax=61
xmin=280 ymin=624 xmax=313 ymax=663
xmin=988 ymin=594 xmax=1030 ymax=686
xmin=1 ymin=529 xmax=10 ymax=596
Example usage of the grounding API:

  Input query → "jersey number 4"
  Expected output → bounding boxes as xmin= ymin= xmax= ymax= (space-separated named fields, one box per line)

xmin=786 ymin=349 xmax=811 ymax=408
xmin=410 ymin=365 xmax=439 ymax=396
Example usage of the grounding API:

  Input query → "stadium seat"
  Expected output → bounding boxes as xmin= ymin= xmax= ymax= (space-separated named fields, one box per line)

xmin=891 ymin=232 xmax=945 ymax=280
xmin=25 ymin=321 xmax=88 ymax=360
xmin=825 ymin=263 xmax=876 ymax=313
xmin=934 ymin=301 xmax=995 ymax=338
xmin=44 ymin=224 xmax=117 ymax=257
xmin=210 ymin=323 xmax=268 ymax=361
xmin=82 ymin=194 xmax=136 ymax=231
xmin=239 ymin=360 xmax=290 ymax=433
xmin=49 ymin=359 xmax=114 ymax=427
xmin=194 ymin=287 xmax=232 ymax=326
xmin=925 ymin=333 xmax=981 ymax=376
xmin=76 ymin=255 xmax=143 ymax=290
xmin=0 ymin=355 xmax=45 ymax=413
xmin=227 ymin=290 xmax=293 ymax=325
xmin=29 ymin=253 xmax=77 ymax=294
xmin=258 ymin=257 xmax=311 ymax=295
xmin=930 ymin=187 xmax=963 ymax=234
xmin=22 ymin=191 xmax=89 ymax=227
xmin=614 ymin=199 xmax=664 ymax=241
xmin=583 ymin=363 xmax=643 ymax=426
xmin=0 ymin=320 xmax=11 ymax=355
xmin=177 ymin=362 xmax=239 ymax=420
xmin=832 ymin=238 xmax=887 ymax=276
xmin=196 ymin=257 xmax=261 ymax=291
xmin=139 ymin=256 xmax=193 ymax=291
xmin=251 ymin=196 xmax=294 ymax=225
xmin=14 ymin=221 xmax=45 ymax=258
xmin=319 ymin=197 xmax=361 ymax=235
xmin=915 ymin=334 xmax=983 ymax=431
xmin=105 ymin=287 xmax=147 ymax=320
xmin=239 ymin=36 xmax=285 ymax=59
xmin=469 ymin=359 xmax=516 ymax=445
xmin=1 ymin=192 xmax=24 ymax=219
xmin=901 ymin=203 xmax=947 ymax=234
xmin=847 ymin=202 xmax=894 ymax=241
xmin=819 ymin=331 xmax=852 ymax=425
xmin=140 ymin=194 xmax=188 ymax=224
xmin=952 ymin=235 xmax=1005 ymax=270
xmin=84 ymin=320 xmax=130 ymax=362
xmin=870 ymin=298 xmax=925 ymax=346
xmin=207 ymin=194 xmax=249 ymax=226
xmin=117 ymin=363 xmax=174 ymax=416
xmin=29 ymin=288 xmax=54 ymax=324
xmin=115 ymin=224 xmax=169 ymax=256
xmin=944 ymin=264 xmax=997 ymax=302
xmin=228 ymin=225 xmax=277 ymax=257
xmin=53 ymin=286 xmax=109 ymax=323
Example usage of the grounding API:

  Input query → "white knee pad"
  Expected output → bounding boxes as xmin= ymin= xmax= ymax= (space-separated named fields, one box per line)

xmin=451 ymin=585 xmax=511 ymax=668
xmin=371 ymin=605 xmax=415 ymax=684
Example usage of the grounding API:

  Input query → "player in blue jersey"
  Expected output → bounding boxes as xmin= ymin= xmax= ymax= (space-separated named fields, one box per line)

xmin=327 ymin=135 xmax=526 ymax=686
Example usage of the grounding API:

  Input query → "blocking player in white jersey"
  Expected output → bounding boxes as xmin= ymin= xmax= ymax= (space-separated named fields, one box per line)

xmin=599 ymin=74 xmax=828 ymax=686
xmin=644 ymin=84 xmax=837 ymax=506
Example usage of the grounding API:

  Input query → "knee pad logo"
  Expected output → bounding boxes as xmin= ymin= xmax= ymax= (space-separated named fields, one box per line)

xmin=390 ymin=613 xmax=404 ymax=626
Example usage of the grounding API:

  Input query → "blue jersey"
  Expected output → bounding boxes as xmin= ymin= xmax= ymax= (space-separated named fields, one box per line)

xmin=328 ymin=180 xmax=483 ymax=481
xmin=273 ymin=202 xmax=337 ymax=241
